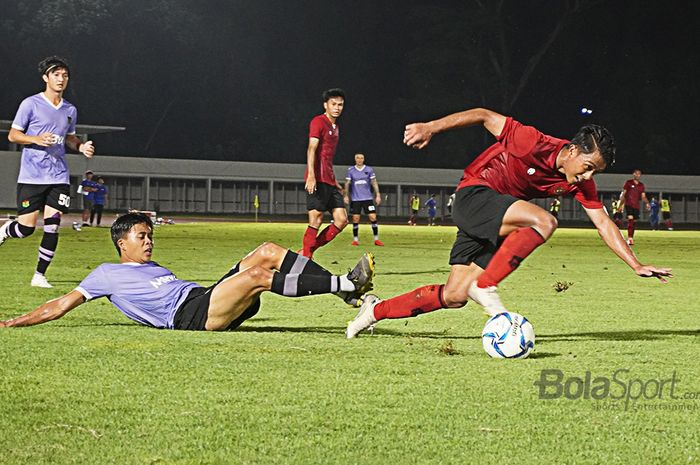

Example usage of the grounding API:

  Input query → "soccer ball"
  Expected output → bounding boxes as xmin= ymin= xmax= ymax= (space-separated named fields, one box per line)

xmin=481 ymin=312 xmax=535 ymax=359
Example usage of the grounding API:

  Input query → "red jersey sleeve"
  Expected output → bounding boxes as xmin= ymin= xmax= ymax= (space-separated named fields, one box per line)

xmin=309 ymin=116 xmax=324 ymax=139
xmin=574 ymin=179 xmax=603 ymax=209
xmin=496 ymin=117 xmax=542 ymax=157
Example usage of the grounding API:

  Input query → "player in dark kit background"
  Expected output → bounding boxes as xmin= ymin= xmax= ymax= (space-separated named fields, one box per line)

xmin=300 ymin=89 xmax=348 ymax=259
xmin=347 ymin=107 xmax=672 ymax=338
xmin=619 ymin=169 xmax=650 ymax=246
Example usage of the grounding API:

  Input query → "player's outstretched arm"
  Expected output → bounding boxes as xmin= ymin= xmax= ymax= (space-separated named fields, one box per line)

xmin=0 ymin=290 xmax=86 ymax=328
xmin=403 ymin=108 xmax=507 ymax=149
xmin=585 ymin=207 xmax=672 ymax=283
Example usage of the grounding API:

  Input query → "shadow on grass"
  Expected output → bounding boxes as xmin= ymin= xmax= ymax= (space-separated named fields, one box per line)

xmin=237 ymin=325 xmax=347 ymax=334
xmin=52 ymin=322 xmax=138 ymax=328
xmin=538 ymin=329 xmax=700 ymax=342
xmin=238 ymin=326 xmax=481 ymax=339
xmin=33 ymin=280 xmax=81 ymax=285
xmin=373 ymin=328 xmax=479 ymax=340
xmin=527 ymin=352 xmax=561 ymax=359
xmin=381 ymin=269 xmax=447 ymax=276
xmin=51 ymin=317 xmax=278 ymax=329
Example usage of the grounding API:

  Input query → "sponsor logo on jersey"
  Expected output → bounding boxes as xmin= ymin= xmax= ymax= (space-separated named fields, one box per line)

xmin=150 ymin=274 xmax=177 ymax=289
xmin=527 ymin=168 xmax=536 ymax=175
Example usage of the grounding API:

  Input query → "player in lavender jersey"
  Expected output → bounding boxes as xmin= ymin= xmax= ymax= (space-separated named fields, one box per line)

xmin=344 ymin=153 xmax=384 ymax=246
xmin=0 ymin=213 xmax=375 ymax=331
xmin=0 ymin=56 xmax=96 ymax=289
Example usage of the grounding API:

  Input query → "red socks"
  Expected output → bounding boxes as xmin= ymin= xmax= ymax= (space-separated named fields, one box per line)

xmin=373 ymin=284 xmax=445 ymax=320
xmin=302 ymin=226 xmax=318 ymax=257
xmin=477 ymin=227 xmax=546 ymax=288
xmin=302 ymin=224 xmax=343 ymax=257
xmin=627 ymin=219 xmax=636 ymax=239
xmin=314 ymin=223 xmax=342 ymax=249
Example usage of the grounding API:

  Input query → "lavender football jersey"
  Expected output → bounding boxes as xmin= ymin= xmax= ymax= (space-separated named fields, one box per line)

xmin=346 ymin=165 xmax=376 ymax=202
xmin=11 ymin=93 xmax=77 ymax=185
xmin=75 ymin=262 xmax=201 ymax=329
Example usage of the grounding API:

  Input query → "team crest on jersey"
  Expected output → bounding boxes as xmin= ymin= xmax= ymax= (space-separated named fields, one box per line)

xmin=554 ymin=186 xmax=566 ymax=195
xmin=527 ymin=168 xmax=536 ymax=175
xmin=22 ymin=199 xmax=30 ymax=208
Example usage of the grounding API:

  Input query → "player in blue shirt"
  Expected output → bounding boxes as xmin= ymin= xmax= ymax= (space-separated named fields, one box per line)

xmin=90 ymin=176 xmax=108 ymax=226
xmin=79 ymin=170 xmax=99 ymax=227
xmin=0 ymin=213 xmax=375 ymax=330
xmin=344 ymin=153 xmax=384 ymax=246
xmin=649 ymin=196 xmax=660 ymax=230
xmin=0 ymin=56 xmax=95 ymax=288
xmin=425 ymin=194 xmax=438 ymax=226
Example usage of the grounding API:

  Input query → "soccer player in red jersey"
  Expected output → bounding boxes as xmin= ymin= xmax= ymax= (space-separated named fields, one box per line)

xmin=300 ymin=89 xmax=348 ymax=258
xmin=618 ymin=169 xmax=650 ymax=245
xmin=347 ymin=108 xmax=673 ymax=338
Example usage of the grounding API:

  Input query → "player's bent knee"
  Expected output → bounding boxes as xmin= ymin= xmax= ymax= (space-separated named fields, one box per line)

xmin=17 ymin=224 xmax=36 ymax=237
xmin=43 ymin=217 xmax=61 ymax=234
xmin=534 ymin=213 xmax=557 ymax=238
xmin=333 ymin=213 xmax=348 ymax=229
xmin=245 ymin=265 xmax=273 ymax=286
xmin=257 ymin=241 xmax=282 ymax=257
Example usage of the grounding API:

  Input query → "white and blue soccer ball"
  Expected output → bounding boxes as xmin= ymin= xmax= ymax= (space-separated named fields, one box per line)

xmin=481 ymin=312 xmax=535 ymax=359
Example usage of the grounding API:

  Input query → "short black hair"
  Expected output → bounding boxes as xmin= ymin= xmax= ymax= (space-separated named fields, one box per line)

xmin=38 ymin=56 xmax=70 ymax=76
xmin=322 ymin=88 xmax=345 ymax=102
xmin=110 ymin=213 xmax=153 ymax=256
xmin=569 ymin=124 xmax=616 ymax=168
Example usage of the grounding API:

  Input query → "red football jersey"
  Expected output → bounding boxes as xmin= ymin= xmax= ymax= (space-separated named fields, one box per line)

xmin=622 ymin=179 xmax=645 ymax=209
xmin=305 ymin=114 xmax=339 ymax=186
xmin=456 ymin=117 xmax=603 ymax=209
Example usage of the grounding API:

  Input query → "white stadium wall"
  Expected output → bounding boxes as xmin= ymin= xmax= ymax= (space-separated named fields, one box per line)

xmin=1 ymin=150 xmax=699 ymax=222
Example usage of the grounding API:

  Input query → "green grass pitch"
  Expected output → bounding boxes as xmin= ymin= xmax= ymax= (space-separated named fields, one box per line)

xmin=1 ymin=222 xmax=698 ymax=464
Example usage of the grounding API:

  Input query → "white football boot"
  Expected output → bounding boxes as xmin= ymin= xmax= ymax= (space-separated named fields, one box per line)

xmin=0 ymin=220 xmax=11 ymax=247
xmin=468 ymin=281 xmax=507 ymax=317
xmin=346 ymin=294 xmax=381 ymax=339
xmin=31 ymin=273 xmax=53 ymax=288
